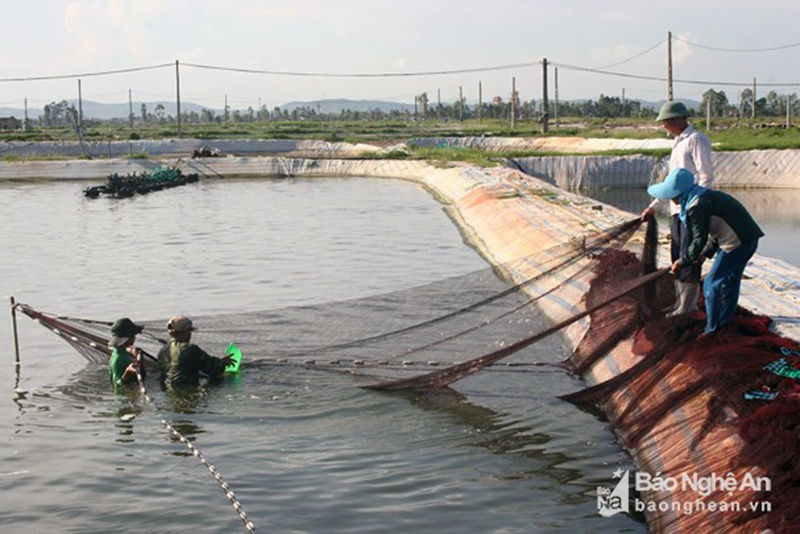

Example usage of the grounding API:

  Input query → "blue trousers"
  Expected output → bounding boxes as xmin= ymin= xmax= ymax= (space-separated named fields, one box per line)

xmin=703 ymin=239 xmax=759 ymax=334
xmin=671 ymin=215 xmax=701 ymax=283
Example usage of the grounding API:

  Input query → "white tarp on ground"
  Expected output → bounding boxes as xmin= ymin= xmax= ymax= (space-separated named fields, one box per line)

xmin=0 ymin=139 xmax=383 ymax=159
xmin=407 ymin=137 xmax=800 ymax=189
xmin=3 ymin=136 xmax=800 ymax=189
xmin=405 ymin=136 xmax=673 ymax=152
xmin=512 ymin=151 xmax=800 ymax=189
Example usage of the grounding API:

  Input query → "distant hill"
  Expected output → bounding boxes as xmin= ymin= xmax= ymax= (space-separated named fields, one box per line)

xmin=278 ymin=98 xmax=415 ymax=114
xmin=639 ymin=99 xmax=702 ymax=112
xmin=0 ymin=107 xmax=27 ymax=119
xmin=0 ymin=98 xmax=413 ymax=120
xmin=71 ymin=100 xmax=214 ymax=120
xmin=0 ymin=97 xmax=701 ymax=121
xmin=0 ymin=100 xmax=216 ymax=121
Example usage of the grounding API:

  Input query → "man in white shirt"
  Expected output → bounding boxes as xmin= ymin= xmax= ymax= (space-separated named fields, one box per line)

xmin=640 ymin=101 xmax=714 ymax=316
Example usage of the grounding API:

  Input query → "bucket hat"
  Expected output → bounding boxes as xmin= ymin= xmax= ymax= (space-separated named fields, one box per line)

xmin=656 ymin=101 xmax=690 ymax=121
xmin=109 ymin=317 xmax=144 ymax=348
xmin=647 ymin=168 xmax=696 ymax=199
xmin=167 ymin=315 xmax=195 ymax=334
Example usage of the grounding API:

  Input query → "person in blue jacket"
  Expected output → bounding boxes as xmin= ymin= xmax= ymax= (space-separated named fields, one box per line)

xmin=647 ymin=168 xmax=764 ymax=336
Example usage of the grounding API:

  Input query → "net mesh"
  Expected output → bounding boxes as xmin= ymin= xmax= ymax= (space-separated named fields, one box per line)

xmin=16 ymin=217 xmax=658 ymax=388
xmin=18 ymin=212 xmax=799 ymax=532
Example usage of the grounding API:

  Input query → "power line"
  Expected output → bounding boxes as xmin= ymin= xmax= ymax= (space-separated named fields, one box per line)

xmin=673 ymin=36 xmax=800 ymax=53
xmin=550 ymin=61 xmax=800 ymax=88
xmin=593 ymin=38 xmax=667 ymax=70
xmin=0 ymin=63 xmax=173 ymax=83
xmin=181 ymin=61 xmax=540 ymax=78
xmin=1 ymin=55 xmax=798 ymax=102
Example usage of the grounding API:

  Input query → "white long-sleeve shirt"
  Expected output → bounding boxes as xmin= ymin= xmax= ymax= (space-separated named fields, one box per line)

xmin=649 ymin=125 xmax=714 ymax=215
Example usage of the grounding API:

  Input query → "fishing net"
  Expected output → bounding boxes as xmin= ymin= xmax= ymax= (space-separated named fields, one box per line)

xmin=16 ymin=216 xmax=662 ymax=390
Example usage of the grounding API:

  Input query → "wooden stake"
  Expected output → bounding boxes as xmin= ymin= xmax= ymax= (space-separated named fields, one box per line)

xmin=10 ymin=296 xmax=20 ymax=368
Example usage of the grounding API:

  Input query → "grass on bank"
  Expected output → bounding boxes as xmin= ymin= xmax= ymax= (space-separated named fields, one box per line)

xmin=2 ymin=118 xmax=800 ymax=167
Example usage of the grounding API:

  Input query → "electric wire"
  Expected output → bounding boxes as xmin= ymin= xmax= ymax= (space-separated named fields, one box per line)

xmin=180 ymin=61 xmax=540 ymax=78
xmin=550 ymin=61 xmax=800 ymax=88
xmin=0 ymin=63 xmax=173 ymax=83
xmin=593 ymin=38 xmax=667 ymax=70
xmin=673 ymin=36 xmax=800 ymax=53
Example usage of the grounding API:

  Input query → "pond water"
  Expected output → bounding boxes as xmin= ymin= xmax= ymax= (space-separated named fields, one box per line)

xmin=0 ymin=177 xmax=643 ymax=533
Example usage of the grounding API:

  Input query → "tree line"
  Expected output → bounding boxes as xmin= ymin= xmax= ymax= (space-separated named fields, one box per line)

xmin=35 ymin=89 xmax=800 ymax=128
xmin=700 ymin=88 xmax=798 ymax=119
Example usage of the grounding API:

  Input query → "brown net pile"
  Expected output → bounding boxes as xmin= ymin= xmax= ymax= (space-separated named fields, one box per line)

xmin=562 ymin=266 xmax=800 ymax=532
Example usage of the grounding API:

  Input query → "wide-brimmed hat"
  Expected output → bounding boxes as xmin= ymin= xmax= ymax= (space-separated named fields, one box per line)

xmin=656 ymin=101 xmax=690 ymax=121
xmin=167 ymin=315 xmax=195 ymax=334
xmin=647 ymin=168 xmax=696 ymax=199
xmin=109 ymin=317 xmax=143 ymax=348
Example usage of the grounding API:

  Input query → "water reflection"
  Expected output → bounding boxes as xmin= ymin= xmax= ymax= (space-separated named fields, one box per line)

xmin=583 ymin=187 xmax=800 ymax=267
xmin=404 ymin=388 xmax=587 ymax=478
xmin=583 ymin=187 xmax=800 ymax=222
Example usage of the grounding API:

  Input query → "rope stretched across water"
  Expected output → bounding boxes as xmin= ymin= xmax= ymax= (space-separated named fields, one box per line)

xmin=14 ymin=303 xmax=255 ymax=531
xmin=363 ymin=268 xmax=670 ymax=391
xmin=132 ymin=352 xmax=256 ymax=533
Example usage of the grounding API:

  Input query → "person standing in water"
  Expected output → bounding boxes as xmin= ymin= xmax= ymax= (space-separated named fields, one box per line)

xmin=109 ymin=317 xmax=145 ymax=387
xmin=157 ymin=315 xmax=233 ymax=388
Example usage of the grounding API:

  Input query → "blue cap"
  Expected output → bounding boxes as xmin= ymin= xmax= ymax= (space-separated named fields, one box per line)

xmin=647 ymin=168 xmax=695 ymax=199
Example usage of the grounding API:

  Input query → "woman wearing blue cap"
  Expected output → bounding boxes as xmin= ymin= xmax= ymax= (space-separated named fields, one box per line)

xmin=647 ymin=168 xmax=764 ymax=336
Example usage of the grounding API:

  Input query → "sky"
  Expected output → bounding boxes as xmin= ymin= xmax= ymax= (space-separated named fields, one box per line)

xmin=1 ymin=0 xmax=800 ymax=113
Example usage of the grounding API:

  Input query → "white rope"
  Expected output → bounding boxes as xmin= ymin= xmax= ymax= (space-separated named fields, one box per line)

xmin=133 ymin=353 xmax=256 ymax=533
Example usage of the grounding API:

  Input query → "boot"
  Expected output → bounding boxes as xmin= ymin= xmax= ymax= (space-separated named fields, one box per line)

xmin=667 ymin=281 xmax=700 ymax=317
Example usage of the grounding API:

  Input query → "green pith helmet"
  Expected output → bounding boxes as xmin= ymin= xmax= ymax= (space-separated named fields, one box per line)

xmin=656 ymin=101 xmax=690 ymax=121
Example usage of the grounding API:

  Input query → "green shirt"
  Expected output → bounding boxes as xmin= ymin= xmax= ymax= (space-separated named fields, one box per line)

xmin=157 ymin=339 xmax=228 ymax=388
xmin=109 ymin=347 xmax=137 ymax=387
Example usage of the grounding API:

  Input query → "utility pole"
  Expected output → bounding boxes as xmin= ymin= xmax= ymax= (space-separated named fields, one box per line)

xmin=458 ymin=86 xmax=463 ymax=122
xmin=667 ymin=31 xmax=674 ymax=101
xmin=437 ymin=88 xmax=441 ymax=121
xmin=77 ymin=79 xmax=83 ymax=132
xmin=77 ymin=79 xmax=86 ymax=158
xmin=554 ymin=67 xmax=559 ymax=127
xmin=541 ymin=58 xmax=549 ymax=133
xmin=752 ymin=78 xmax=757 ymax=119
xmin=478 ymin=81 xmax=482 ymax=123
xmin=175 ymin=60 xmax=182 ymax=137
xmin=128 ymin=89 xmax=134 ymax=128
xmin=511 ymin=77 xmax=516 ymax=129
xmin=706 ymin=97 xmax=712 ymax=130
xmin=738 ymin=88 xmax=744 ymax=126
xmin=23 ymin=98 xmax=28 ymax=131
